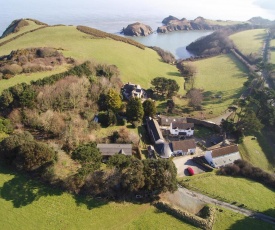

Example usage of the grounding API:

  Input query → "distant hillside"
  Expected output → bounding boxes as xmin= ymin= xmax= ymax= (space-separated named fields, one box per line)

xmin=1 ymin=18 xmax=48 ymax=38
xmin=186 ymin=24 xmax=257 ymax=56
xmin=0 ymin=19 xmax=182 ymax=91
xmin=157 ymin=16 xmax=246 ymax=33
xmin=248 ymin=17 xmax=275 ymax=26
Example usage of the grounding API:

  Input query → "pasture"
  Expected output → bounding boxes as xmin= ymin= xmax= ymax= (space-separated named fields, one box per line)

xmin=0 ymin=164 xmax=196 ymax=230
xmin=180 ymin=172 xmax=275 ymax=217
xmin=230 ymin=29 xmax=267 ymax=56
xmin=192 ymin=54 xmax=248 ymax=117
xmin=239 ymin=135 xmax=274 ymax=172
xmin=0 ymin=164 xmax=272 ymax=229
xmin=270 ymin=39 xmax=275 ymax=64
xmin=0 ymin=25 xmax=184 ymax=94
xmin=0 ymin=65 xmax=69 ymax=94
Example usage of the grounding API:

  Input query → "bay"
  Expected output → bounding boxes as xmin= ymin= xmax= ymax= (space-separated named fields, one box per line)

xmin=0 ymin=1 xmax=211 ymax=59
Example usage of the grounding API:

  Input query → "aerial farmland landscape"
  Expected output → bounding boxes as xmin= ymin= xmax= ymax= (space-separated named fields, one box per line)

xmin=0 ymin=0 xmax=275 ymax=229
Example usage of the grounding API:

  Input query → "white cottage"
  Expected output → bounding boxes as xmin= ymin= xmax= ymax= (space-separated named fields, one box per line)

xmin=205 ymin=144 xmax=241 ymax=168
xmin=171 ymin=139 xmax=196 ymax=156
xmin=169 ymin=122 xmax=194 ymax=136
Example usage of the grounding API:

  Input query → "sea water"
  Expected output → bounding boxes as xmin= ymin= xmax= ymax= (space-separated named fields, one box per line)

xmin=0 ymin=1 xmax=211 ymax=59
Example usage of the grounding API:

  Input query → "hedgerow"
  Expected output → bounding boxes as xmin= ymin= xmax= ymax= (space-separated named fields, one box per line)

xmin=77 ymin=25 xmax=145 ymax=50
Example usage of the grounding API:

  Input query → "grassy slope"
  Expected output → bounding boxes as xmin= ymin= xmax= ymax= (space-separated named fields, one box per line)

xmin=205 ymin=19 xmax=245 ymax=26
xmin=180 ymin=172 xmax=275 ymax=217
xmin=0 ymin=65 xmax=69 ymax=94
xmin=0 ymin=20 xmax=43 ymax=43
xmin=0 ymin=165 xmax=196 ymax=230
xmin=239 ymin=135 xmax=273 ymax=171
xmin=0 ymin=26 xmax=184 ymax=93
xmin=230 ymin=29 xmax=267 ymax=56
xmin=270 ymin=39 xmax=275 ymax=64
xmin=193 ymin=54 xmax=248 ymax=116
xmin=1 ymin=164 xmax=272 ymax=230
xmin=214 ymin=206 xmax=274 ymax=230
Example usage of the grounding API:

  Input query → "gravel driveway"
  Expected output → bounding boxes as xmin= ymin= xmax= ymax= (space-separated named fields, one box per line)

xmin=173 ymin=148 xmax=205 ymax=177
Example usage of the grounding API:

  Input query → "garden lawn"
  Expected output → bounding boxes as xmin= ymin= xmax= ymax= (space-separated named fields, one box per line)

xmin=0 ymin=65 xmax=69 ymax=94
xmin=0 ymin=26 xmax=184 ymax=94
xmin=230 ymin=29 xmax=267 ymax=56
xmin=193 ymin=54 xmax=248 ymax=117
xmin=239 ymin=135 xmax=274 ymax=171
xmin=0 ymin=164 xmax=196 ymax=230
xmin=180 ymin=172 xmax=275 ymax=217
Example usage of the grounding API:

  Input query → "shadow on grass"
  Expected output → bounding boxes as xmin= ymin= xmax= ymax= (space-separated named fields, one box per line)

xmin=228 ymin=208 xmax=275 ymax=230
xmin=73 ymin=194 xmax=107 ymax=210
xmin=166 ymin=71 xmax=182 ymax=77
xmin=0 ymin=165 xmax=63 ymax=208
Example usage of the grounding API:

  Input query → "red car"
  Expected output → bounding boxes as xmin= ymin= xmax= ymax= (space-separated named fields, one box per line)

xmin=187 ymin=167 xmax=195 ymax=176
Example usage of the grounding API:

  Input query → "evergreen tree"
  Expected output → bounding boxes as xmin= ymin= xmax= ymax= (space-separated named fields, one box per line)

xmin=143 ymin=99 xmax=156 ymax=118
xmin=126 ymin=97 xmax=144 ymax=123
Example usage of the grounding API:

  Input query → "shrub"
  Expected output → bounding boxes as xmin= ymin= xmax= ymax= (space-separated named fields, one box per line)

xmin=0 ymin=132 xmax=55 ymax=171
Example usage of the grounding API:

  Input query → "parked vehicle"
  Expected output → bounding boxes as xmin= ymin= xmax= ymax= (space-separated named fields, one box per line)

xmin=187 ymin=167 xmax=195 ymax=176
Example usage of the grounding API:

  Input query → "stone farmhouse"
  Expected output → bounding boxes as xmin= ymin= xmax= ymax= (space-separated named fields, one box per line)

xmin=121 ymin=82 xmax=146 ymax=100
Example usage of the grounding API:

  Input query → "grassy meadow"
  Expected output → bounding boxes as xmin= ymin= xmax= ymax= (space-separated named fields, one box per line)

xmin=0 ymin=164 xmax=197 ymax=230
xmin=0 ymin=20 xmax=44 ymax=43
xmin=205 ymin=19 xmax=245 ymax=26
xmin=270 ymin=39 xmax=275 ymax=64
xmin=192 ymin=54 xmax=248 ymax=117
xmin=1 ymin=164 xmax=273 ymax=230
xmin=239 ymin=135 xmax=274 ymax=171
xmin=180 ymin=172 xmax=275 ymax=217
xmin=230 ymin=29 xmax=267 ymax=56
xmin=0 ymin=65 xmax=69 ymax=94
xmin=0 ymin=25 xmax=184 ymax=94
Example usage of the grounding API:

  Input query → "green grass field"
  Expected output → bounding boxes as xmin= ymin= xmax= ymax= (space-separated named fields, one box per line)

xmin=213 ymin=206 xmax=274 ymax=230
xmin=0 ymin=65 xmax=69 ymax=94
xmin=205 ymin=19 xmax=245 ymax=26
xmin=192 ymin=54 xmax=248 ymax=117
xmin=180 ymin=172 xmax=275 ymax=217
xmin=0 ymin=25 xmax=184 ymax=94
xmin=1 ymin=164 xmax=273 ymax=230
xmin=0 ymin=164 xmax=196 ymax=230
xmin=270 ymin=39 xmax=275 ymax=64
xmin=239 ymin=135 xmax=274 ymax=171
xmin=0 ymin=20 xmax=44 ymax=43
xmin=230 ymin=29 xmax=267 ymax=56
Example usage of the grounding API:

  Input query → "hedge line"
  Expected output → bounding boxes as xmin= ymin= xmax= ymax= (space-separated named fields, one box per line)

xmin=0 ymin=26 xmax=48 ymax=47
xmin=76 ymin=25 xmax=145 ymax=50
xmin=155 ymin=201 xmax=215 ymax=230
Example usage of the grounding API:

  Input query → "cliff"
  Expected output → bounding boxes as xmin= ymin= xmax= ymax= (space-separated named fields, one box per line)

xmin=157 ymin=16 xmax=222 ymax=33
xmin=122 ymin=22 xmax=153 ymax=36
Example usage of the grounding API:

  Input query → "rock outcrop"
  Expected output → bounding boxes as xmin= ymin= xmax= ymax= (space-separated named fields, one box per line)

xmin=157 ymin=16 xmax=222 ymax=33
xmin=122 ymin=22 xmax=153 ymax=36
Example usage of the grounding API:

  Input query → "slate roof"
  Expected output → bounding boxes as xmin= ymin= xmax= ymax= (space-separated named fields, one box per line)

xmin=154 ymin=143 xmax=172 ymax=158
xmin=171 ymin=139 xmax=196 ymax=152
xmin=211 ymin=145 xmax=239 ymax=158
xmin=97 ymin=144 xmax=132 ymax=156
xmin=159 ymin=116 xmax=187 ymax=126
xmin=171 ymin=122 xmax=194 ymax=130
xmin=146 ymin=118 xmax=164 ymax=144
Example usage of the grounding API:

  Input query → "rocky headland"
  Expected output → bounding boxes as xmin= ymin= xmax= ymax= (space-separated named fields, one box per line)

xmin=157 ymin=16 xmax=222 ymax=33
xmin=122 ymin=22 xmax=153 ymax=36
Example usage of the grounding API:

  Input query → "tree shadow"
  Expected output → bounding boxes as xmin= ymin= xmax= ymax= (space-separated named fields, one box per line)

xmin=0 ymin=166 xmax=63 ymax=208
xmin=166 ymin=72 xmax=182 ymax=77
xmin=73 ymin=194 xmax=107 ymax=210
xmin=228 ymin=208 xmax=275 ymax=230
